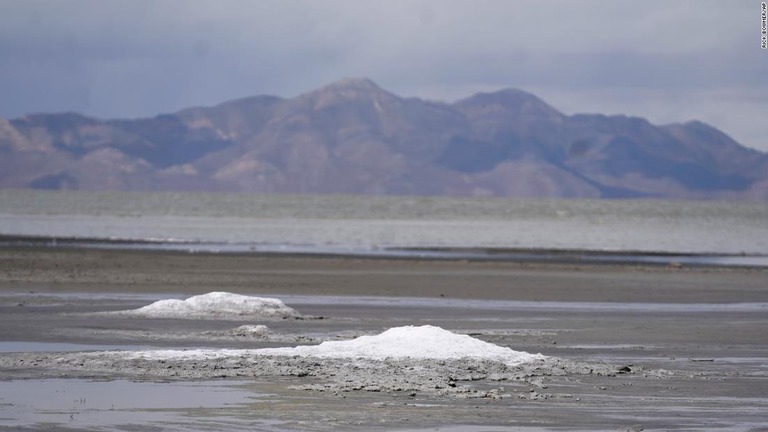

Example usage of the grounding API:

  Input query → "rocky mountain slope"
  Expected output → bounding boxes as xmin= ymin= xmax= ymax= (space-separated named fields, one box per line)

xmin=2 ymin=78 xmax=766 ymax=199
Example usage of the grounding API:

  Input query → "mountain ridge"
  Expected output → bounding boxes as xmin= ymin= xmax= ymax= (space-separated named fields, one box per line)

xmin=1 ymin=78 xmax=766 ymax=199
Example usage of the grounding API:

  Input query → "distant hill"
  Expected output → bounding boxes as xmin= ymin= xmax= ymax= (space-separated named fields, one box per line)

xmin=2 ymin=78 xmax=766 ymax=199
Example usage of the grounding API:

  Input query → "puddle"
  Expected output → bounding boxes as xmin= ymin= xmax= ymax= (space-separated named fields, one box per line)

xmin=711 ymin=357 xmax=768 ymax=366
xmin=0 ymin=291 xmax=176 ymax=302
xmin=568 ymin=344 xmax=656 ymax=350
xmin=0 ymin=342 xmax=148 ymax=353
xmin=395 ymin=427 xmax=554 ymax=432
xmin=0 ymin=379 xmax=272 ymax=431
xmin=278 ymin=294 xmax=768 ymax=313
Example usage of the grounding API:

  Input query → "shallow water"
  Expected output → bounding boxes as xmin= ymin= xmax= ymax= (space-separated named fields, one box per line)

xmin=0 ymin=342 xmax=148 ymax=353
xmin=1 ymin=189 xmax=767 ymax=257
xmin=0 ymin=379 xmax=273 ymax=431
xmin=279 ymin=294 xmax=768 ymax=313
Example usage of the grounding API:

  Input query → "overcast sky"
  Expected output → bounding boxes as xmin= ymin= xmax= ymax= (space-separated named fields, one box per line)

xmin=1 ymin=0 xmax=766 ymax=151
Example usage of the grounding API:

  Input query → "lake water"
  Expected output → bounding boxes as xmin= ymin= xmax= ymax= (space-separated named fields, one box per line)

xmin=1 ymin=189 xmax=766 ymax=265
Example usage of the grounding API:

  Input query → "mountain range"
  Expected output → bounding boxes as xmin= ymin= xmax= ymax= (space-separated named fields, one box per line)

xmin=2 ymin=78 xmax=766 ymax=199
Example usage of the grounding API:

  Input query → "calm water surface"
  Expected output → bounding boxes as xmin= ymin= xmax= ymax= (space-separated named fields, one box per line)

xmin=1 ymin=189 xmax=766 ymax=257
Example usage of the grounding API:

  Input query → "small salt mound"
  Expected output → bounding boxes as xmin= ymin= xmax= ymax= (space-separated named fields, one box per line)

xmin=124 ymin=292 xmax=301 ymax=319
xmin=231 ymin=325 xmax=271 ymax=337
xmin=257 ymin=325 xmax=545 ymax=366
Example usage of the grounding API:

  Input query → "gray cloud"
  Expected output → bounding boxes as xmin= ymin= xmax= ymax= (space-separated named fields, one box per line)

xmin=0 ymin=0 xmax=765 ymax=151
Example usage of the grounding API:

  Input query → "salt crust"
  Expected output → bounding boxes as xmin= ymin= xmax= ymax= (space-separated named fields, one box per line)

xmin=126 ymin=325 xmax=545 ymax=366
xmin=121 ymin=292 xmax=301 ymax=319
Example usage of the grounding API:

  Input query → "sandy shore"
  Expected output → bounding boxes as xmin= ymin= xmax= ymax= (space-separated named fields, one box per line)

xmin=1 ymin=247 xmax=767 ymax=431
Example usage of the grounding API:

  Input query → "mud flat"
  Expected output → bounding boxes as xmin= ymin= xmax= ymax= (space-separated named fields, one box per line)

xmin=1 ymin=247 xmax=767 ymax=431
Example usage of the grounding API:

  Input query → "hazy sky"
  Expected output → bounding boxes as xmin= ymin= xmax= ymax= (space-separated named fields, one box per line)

xmin=1 ymin=0 xmax=766 ymax=151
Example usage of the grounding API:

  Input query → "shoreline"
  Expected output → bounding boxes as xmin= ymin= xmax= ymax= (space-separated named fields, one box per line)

xmin=1 ymin=246 xmax=767 ymax=304
xmin=2 ymin=233 xmax=767 ymax=269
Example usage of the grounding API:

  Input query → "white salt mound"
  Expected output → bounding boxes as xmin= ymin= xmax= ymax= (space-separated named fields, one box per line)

xmin=124 ymin=292 xmax=301 ymax=319
xmin=122 ymin=325 xmax=545 ymax=366
xmin=258 ymin=325 xmax=545 ymax=365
